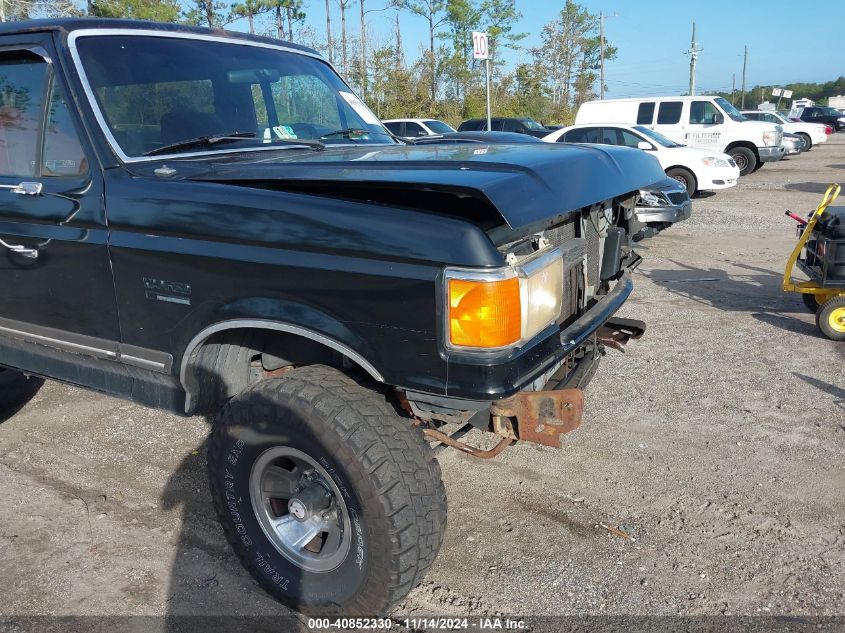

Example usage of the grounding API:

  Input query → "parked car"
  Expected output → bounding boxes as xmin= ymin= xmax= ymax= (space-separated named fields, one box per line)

xmin=409 ymin=130 xmax=545 ymax=145
xmin=741 ymin=110 xmax=828 ymax=150
xmin=782 ymin=132 xmax=806 ymax=156
xmin=382 ymin=118 xmax=456 ymax=139
xmin=633 ymin=177 xmax=692 ymax=240
xmin=576 ymin=96 xmax=784 ymax=176
xmin=543 ymin=123 xmax=739 ymax=195
xmin=458 ymin=117 xmax=551 ymax=138
xmin=797 ymin=106 xmax=845 ymax=131
xmin=412 ymin=130 xmax=690 ymax=239
xmin=0 ymin=18 xmax=667 ymax=616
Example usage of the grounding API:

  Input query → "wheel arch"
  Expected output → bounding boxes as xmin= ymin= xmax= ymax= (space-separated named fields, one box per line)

xmin=724 ymin=140 xmax=759 ymax=159
xmin=180 ymin=319 xmax=385 ymax=414
xmin=665 ymin=164 xmax=700 ymax=180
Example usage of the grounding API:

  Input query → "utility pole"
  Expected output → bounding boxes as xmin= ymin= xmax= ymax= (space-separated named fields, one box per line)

xmin=325 ymin=0 xmax=334 ymax=64
xmin=599 ymin=12 xmax=605 ymax=99
xmin=599 ymin=12 xmax=616 ymax=99
xmin=731 ymin=73 xmax=736 ymax=105
xmin=359 ymin=0 xmax=366 ymax=98
xmin=740 ymin=45 xmax=747 ymax=108
xmin=684 ymin=22 xmax=702 ymax=96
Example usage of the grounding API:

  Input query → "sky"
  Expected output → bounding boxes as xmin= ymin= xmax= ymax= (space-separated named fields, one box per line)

xmin=228 ymin=0 xmax=845 ymax=99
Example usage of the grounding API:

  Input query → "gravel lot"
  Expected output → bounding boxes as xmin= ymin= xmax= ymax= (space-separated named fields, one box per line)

xmin=1 ymin=135 xmax=843 ymax=628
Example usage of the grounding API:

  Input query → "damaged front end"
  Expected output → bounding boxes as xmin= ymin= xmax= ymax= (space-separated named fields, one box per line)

xmin=402 ymin=189 xmax=648 ymax=456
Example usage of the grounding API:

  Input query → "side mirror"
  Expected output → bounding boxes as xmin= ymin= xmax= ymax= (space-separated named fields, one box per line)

xmin=712 ymin=112 xmax=725 ymax=125
xmin=637 ymin=141 xmax=654 ymax=150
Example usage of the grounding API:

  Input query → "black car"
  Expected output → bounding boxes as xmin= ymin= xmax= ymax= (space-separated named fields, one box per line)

xmin=458 ymin=116 xmax=552 ymax=138
xmin=798 ymin=106 xmax=845 ymax=131
xmin=0 ymin=18 xmax=665 ymax=615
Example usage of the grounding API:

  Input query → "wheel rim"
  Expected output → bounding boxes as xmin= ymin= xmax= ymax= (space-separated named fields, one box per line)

xmin=250 ymin=446 xmax=352 ymax=573
xmin=733 ymin=154 xmax=748 ymax=171
xmin=672 ymin=174 xmax=688 ymax=188
xmin=828 ymin=307 xmax=845 ymax=333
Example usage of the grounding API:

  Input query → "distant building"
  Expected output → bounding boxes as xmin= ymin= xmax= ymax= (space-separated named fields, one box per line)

xmin=758 ymin=101 xmax=776 ymax=111
xmin=829 ymin=95 xmax=845 ymax=109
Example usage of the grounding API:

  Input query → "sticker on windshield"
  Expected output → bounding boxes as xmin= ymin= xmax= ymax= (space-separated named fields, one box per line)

xmin=272 ymin=125 xmax=298 ymax=140
xmin=338 ymin=91 xmax=381 ymax=125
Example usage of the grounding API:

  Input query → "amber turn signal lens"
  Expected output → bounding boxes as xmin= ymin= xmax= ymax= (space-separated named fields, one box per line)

xmin=448 ymin=277 xmax=521 ymax=348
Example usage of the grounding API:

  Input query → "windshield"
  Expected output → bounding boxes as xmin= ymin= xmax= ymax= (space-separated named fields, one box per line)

xmin=633 ymin=125 xmax=682 ymax=148
xmin=714 ymin=97 xmax=747 ymax=122
xmin=769 ymin=112 xmax=789 ymax=124
xmin=74 ymin=34 xmax=395 ymax=158
xmin=519 ymin=118 xmax=546 ymax=130
xmin=423 ymin=120 xmax=456 ymax=134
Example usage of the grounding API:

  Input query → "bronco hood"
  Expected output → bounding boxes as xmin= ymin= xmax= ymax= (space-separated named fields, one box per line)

xmin=162 ymin=142 xmax=666 ymax=230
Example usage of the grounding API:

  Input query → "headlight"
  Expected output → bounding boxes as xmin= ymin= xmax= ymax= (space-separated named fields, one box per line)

xmin=762 ymin=130 xmax=778 ymax=146
xmin=444 ymin=248 xmax=563 ymax=350
xmin=702 ymin=156 xmax=730 ymax=168
xmin=638 ymin=191 xmax=668 ymax=207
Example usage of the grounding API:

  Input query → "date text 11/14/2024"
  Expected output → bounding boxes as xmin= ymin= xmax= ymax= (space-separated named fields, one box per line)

xmin=308 ymin=617 xmax=527 ymax=630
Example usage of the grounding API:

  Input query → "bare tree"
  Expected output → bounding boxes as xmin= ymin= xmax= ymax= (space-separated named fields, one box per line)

xmin=337 ymin=0 xmax=351 ymax=77
xmin=392 ymin=0 xmax=447 ymax=102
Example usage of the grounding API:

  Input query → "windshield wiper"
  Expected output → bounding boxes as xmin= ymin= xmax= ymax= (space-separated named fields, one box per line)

xmin=144 ymin=131 xmax=325 ymax=156
xmin=319 ymin=127 xmax=392 ymax=139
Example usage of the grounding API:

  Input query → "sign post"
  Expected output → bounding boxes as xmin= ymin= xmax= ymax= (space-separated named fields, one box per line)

xmin=472 ymin=31 xmax=491 ymax=131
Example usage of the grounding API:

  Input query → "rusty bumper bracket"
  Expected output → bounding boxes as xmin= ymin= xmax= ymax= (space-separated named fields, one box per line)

xmin=491 ymin=388 xmax=585 ymax=448
xmin=596 ymin=317 xmax=646 ymax=353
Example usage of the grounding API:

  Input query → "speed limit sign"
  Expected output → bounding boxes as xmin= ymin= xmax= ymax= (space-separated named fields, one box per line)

xmin=472 ymin=31 xmax=488 ymax=60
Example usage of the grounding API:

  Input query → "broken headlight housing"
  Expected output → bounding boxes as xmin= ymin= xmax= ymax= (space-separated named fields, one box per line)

xmin=444 ymin=247 xmax=564 ymax=351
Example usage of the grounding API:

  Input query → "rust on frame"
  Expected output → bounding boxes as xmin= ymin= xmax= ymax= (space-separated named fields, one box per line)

xmin=491 ymin=388 xmax=585 ymax=447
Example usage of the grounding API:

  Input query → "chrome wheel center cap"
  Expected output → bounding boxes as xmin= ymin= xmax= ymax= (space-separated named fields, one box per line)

xmin=288 ymin=498 xmax=308 ymax=521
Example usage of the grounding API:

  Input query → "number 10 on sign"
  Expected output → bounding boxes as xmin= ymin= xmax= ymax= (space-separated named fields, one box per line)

xmin=473 ymin=32 xmax=492 ymax=131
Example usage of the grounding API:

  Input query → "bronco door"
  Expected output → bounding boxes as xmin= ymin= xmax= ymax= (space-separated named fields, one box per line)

xmin=0 ymin=37 xmax=119 ymax=360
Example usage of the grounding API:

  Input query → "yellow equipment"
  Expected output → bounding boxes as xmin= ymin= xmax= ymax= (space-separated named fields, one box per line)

xmin=783 ymin=183 xmax=845 ymax=340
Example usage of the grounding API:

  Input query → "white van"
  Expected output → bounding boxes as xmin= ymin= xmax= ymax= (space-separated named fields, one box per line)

xmin=576 ymin=96 xmax=784 ymax=176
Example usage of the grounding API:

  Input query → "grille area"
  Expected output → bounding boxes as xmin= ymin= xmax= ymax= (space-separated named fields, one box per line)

xmin=584 ymin=210 xmax=601 ymax=286
xmin=542 ymin=215 xmax=587 ymax=323
xmin=545 ymin=219 xmax=576 ymax=248
xmin=668 ymin=191 xmax=689 ymax=205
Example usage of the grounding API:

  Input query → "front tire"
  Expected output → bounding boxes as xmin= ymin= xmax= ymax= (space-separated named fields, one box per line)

xmin=208 ymin=365 xmax=447 ymax=615
xmin=666 ymin=167 xmax=697 ymax=195
xmin=0 ymin=368 xmax=43 ymax=415
xmin=729 ymin=146 xmax=757 ymax=176
xmin=816 ymin=296 xmax=845 ymax=341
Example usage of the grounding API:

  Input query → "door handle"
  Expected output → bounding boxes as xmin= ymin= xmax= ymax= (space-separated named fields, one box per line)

xmin=0 ymin=238 xmax=39 ymax=259
xmin=0 ymin=182 xmax=43 ymax=196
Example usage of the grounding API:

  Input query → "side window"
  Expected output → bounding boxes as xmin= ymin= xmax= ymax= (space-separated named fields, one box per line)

xmin=502 ymin=119 xmax=519 ymax=132
xmin=42 ymin=80 xmax=88 ymax=177
xmin=404 ymin=122 xmax=426 ymax=137
xmin=689 ymin=101 xmax=720 ymax=124
xmin=383 ymin=121 xmax=402 ymax=135
xmin=657 ymin=101 xmax=683 ymax=125
xmin=618 ymin=129 xmax=644 ymax=148
xmin=563 ymin=127 xmax=600 ymax=143
xmin=600 ymin=128 xmax=620 ymax=145
xmin=636 ymin=102 xmax=655 ymax=124
xmin=0 ymin=54 xmax=48 ymax=177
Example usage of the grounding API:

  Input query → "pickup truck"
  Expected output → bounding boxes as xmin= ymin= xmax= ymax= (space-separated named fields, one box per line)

xmin=0 ymin=18 xmax=664 ymax=615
